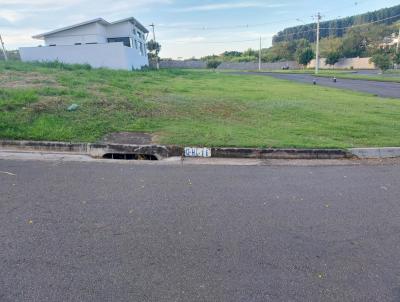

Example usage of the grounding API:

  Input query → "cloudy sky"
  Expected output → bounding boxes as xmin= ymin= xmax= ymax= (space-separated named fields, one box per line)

xmin=1 ymin=0 xmax=398 ymax=58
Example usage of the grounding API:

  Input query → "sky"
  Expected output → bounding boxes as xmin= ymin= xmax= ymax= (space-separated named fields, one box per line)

xmin=1 ymin=0 xmax=399 ymax=59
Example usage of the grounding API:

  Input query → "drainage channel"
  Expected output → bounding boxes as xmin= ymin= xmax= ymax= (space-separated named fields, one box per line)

xmin=102 ymin=153 xmax=158 ymax=161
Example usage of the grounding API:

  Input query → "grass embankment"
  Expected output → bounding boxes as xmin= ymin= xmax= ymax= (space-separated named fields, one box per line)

xmin=1 ymin=61 xmax=400 ymax=148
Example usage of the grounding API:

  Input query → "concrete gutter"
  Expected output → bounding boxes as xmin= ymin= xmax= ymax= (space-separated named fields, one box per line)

xmin=349 ymin=148 xmax=400 ymax=159
xmin=210 ymin=147 xmax=351 ymax=159
xmin=0 ymin=140 xmax=400 ymax=160
xmin=0 ymin=140 xmax=181 ymax=160
xmin=0 ymin=139 xmax=357 ymax=160
xmin=1 ymin=140 xmax=399 ymax=160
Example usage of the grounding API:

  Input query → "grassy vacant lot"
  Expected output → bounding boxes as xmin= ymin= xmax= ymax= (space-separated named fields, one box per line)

xmin=1 ymin=61 xmax=400 ymax=148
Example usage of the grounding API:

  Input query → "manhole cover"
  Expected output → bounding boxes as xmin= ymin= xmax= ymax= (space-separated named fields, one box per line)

xmin=101 ymin=132 xmax=153 ymax=145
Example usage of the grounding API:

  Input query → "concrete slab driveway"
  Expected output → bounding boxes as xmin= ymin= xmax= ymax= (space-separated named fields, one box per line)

xmin=234 ymin=72 xmax=400 ymax=99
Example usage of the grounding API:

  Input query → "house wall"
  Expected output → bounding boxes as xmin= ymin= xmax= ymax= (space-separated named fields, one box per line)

xmin=106 ymin=22 xmax=147 ymax=56
xmin=106 ymin=22 xmax=133 ymax=38
xmin=44 ymin=23 xmax=107 ymax=46
xmin=19 ymin=43 xmax=148 ymax=70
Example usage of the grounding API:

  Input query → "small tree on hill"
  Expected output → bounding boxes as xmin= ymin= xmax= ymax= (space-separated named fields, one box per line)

xmin=325 ymin=52 xmax=340 ymax=69
xmin=393 ymin=53 xmax=400 ymax=68
xmin=296 ymin=48 xmax=314 ymax=68
xmin=147 ymin=40 xmax=161 ymax=69
xmin=206 ymin=59 xmax=222 ymax=69
xmin=370 ymin=53 xmax=392 ymax=72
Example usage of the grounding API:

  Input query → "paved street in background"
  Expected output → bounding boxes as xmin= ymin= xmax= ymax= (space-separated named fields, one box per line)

xmin=1 ymin=159 xmax=400 ymax=301
xmin=235 ymin=72 xmax=400 ymax=98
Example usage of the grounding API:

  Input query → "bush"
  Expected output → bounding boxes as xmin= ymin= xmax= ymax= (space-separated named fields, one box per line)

xmin=206 ymin=59 xmax=222 ymax=69
xmin=370 ymin=53 xmax=392 ymax=72
xmin=325 ymin=52 xmax=341 ymax=67
xmin=296 ymin=48 xmax=314 ymax=67
xmin=393 ymin=53 xmax=400 ymax=65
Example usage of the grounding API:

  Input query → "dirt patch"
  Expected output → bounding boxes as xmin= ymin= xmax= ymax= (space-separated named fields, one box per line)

xmin=28 ymin=97 xmax=66 ymax=113
xmin=0 ymin=71 xmax=60 ymax=89
xmin=101 ymin=132 xmax=154 ymax=145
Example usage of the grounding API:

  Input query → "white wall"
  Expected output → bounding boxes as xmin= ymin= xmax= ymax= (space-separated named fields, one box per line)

xmin=106 ymin=22 xmax=133 ymax=38
xmin=19 ymin=43 xmax=148 ymax=70
xmin=124 ymin=46 xmax=148 ymax=69
xmin=44 ymin=23 xmax=107 ymax=46
xmin=308 ymin=57 xmax=375 ymax=69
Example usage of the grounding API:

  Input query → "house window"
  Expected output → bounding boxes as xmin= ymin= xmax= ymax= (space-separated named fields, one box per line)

xmin=107 ymin=37 xmax=131 ymax=47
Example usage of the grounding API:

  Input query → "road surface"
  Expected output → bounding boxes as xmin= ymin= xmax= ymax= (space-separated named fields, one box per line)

xmin=1 ymin=158 xmax=400 ymax=301
xmin=235 ymin=72 xmax=400 ymax=99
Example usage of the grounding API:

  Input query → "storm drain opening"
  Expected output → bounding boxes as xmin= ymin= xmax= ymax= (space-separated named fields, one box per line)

xmin=102 ymin=153 xmax=158 ymax=161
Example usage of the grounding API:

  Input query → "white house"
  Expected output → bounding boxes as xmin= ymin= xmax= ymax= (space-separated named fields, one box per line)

xmin=19 ymin=17 xmax=149 ymax=70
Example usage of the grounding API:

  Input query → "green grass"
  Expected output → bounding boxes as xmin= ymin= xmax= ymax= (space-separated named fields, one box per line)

xmin=1 ymin=61 xmax=400 ymax=148
xmin=315 ymin=72 xmax=400 ymax=83
xmin=255 ymin=68 xmax=400 ymax=83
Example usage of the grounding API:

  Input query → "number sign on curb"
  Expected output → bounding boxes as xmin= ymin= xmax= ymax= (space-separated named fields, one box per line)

xmin=184 ymin=147 xmax=212 ymax=158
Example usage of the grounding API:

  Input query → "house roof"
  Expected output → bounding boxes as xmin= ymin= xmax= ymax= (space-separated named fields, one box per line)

xmin=32 ymin=17 xmax=149 ymax=39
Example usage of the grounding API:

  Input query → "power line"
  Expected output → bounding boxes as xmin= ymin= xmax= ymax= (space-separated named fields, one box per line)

xmin=155 ymin=18 xmax=299 ymax=31
xmin=315 ymin=13 xmax=321 ymax=74
xmin=152 ymin=0 xmax=374 ymax=31
xmin=160 ymin=38 xmax=266 ymax=44
xmin=158 ymin=11 xmax=400 ymax=47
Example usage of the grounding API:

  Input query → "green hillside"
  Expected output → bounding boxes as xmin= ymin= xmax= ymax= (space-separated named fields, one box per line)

xmin=273 ymin=4 xmax=400 ymax=44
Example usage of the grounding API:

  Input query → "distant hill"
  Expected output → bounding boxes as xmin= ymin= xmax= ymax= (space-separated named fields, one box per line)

xmin=273 ymin=4 xmax=400 ymax=44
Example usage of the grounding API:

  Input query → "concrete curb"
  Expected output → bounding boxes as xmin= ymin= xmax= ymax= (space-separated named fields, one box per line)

xmin=210 ymin=148 xmax=351 ymax=159
xmin=0 ymin=139 xmax=360 ymax=160
xmin=349 ymin=148 xmax=400 ymax=159
xmin=0 ymin=140 xmax=180 ymax=160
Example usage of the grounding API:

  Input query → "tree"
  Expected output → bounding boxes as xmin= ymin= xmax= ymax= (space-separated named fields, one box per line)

xmin=319 ymin=37 xmax=343 ymax=57
xmin=206 ymin=59 xmax=222 ymax=69
xmin=393 ymin=53 xmax=400 ymax=66
xmin=325 ymin=52 xmax=341 ymax=68
xmin=147 ymin=40 xmax=161 ymax=69
xmin=296 ymin=48 xmax=314 ymax=67
xmin=370 ymin=53 xmax=392 ymax=72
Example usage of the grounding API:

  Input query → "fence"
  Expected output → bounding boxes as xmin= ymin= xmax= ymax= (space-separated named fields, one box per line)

xmin=160 ymin=60 xmax=300 ymax=70
xmin=159 ymin=60 xmax=207 ymax=69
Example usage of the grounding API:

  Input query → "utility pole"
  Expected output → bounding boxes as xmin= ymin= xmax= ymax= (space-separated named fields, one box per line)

xmin=0 ymin=34 xmax=8 ymax=61
xmin=259 ymin=36 xmax=262 ymax=71
xmin=315 ymin=13 xmax=321 ymax=74
xmin=149 ymin=23 xmax=156 ymax=41
xmin=148 ymin=23 xmax=159 ymax=70
xmin=396 ymin=26 xmax=400 ymax=54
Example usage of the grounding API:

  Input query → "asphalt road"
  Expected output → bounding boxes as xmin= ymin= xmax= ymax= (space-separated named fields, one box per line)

xmin=237 ymin=72 xmax=400 ymax=99
xmin=1 ymin=159 xmax=400 ymax=302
